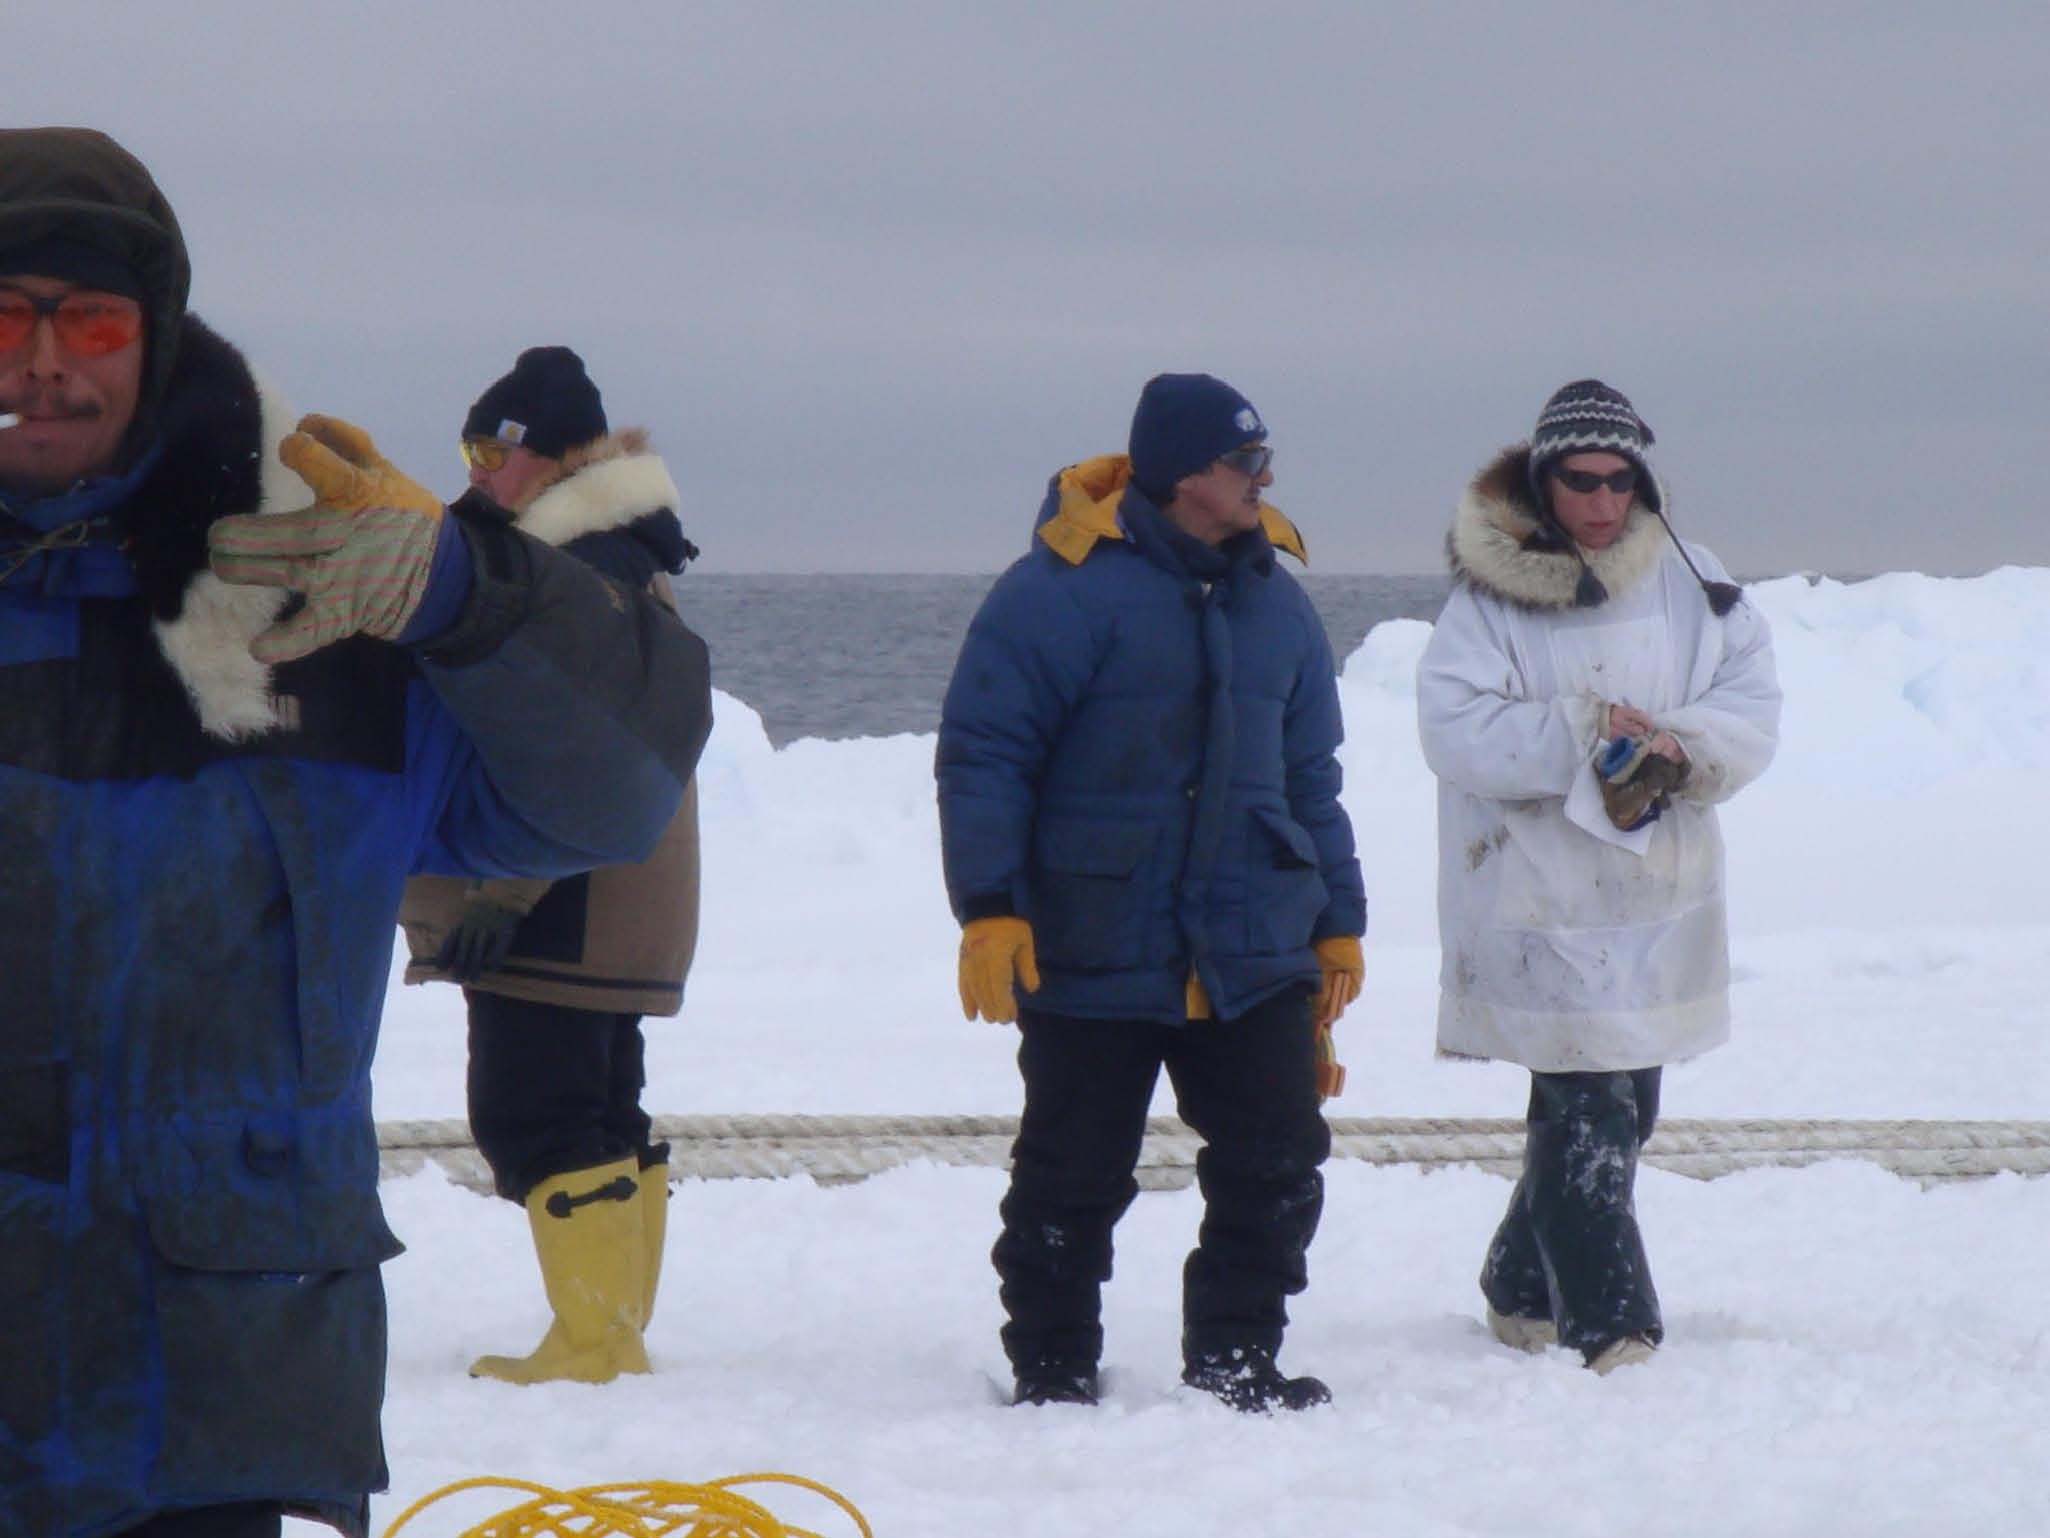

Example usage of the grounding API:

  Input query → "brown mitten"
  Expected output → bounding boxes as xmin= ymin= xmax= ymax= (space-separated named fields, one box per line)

xmin=1595 ymin=736 xmax=1690 ymax=831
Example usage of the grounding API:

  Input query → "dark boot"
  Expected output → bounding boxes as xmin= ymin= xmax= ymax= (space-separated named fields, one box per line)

xmin=1011 ymin=1365 xmax=1101 ymax=1407
xmin=1182 ymin=1345 xmax=1330 ymax=1413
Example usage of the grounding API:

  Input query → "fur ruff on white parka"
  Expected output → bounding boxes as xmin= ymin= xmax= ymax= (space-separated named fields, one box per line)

xmin=1417 ymin=446 xmax=1782 ymax=1071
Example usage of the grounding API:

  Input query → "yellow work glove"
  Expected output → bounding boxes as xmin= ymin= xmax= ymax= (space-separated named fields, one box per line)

xmin=1313 ymin=935 xmax=1363 ymax=1026
xmin=1314 ymin=1022 xmax=1347 ymax=1102
xmin=1311 ymin=935 xmax=1362 ymax=1103
xmin=958 ymin=916 xmax=1040 ymax=1024
xmin=209 ymin=414 xmax=446 ymax=663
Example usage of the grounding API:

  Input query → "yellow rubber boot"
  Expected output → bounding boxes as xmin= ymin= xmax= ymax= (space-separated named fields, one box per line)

xmin=639 ymin=1160 xmax=670 ymax=1327
xmin=470 ymin=1157 xmax=651 ymax=1385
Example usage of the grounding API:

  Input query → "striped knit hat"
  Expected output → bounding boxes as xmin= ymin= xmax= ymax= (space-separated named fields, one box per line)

xmin=1528 ymin=378 xmax=1661 ymax=514
xmin=1529 ymin=377 xmax=1743 ymax=616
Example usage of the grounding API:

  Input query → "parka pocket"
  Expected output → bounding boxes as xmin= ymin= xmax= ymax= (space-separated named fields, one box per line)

xmin=1030 ymin=819 xmax=1156 ymax=972
xmin=141 ymin=1123 xmax=402 ymax=1499
xmin=1245 ymin=806 xmax=1329 ymax=954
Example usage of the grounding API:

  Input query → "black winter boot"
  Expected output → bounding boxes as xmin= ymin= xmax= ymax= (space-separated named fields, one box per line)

xmin=1011 ymin=1366 xmax=1100 ymax=1407
xmin=1182 ymin=1346 xmax=1330 ymax=1413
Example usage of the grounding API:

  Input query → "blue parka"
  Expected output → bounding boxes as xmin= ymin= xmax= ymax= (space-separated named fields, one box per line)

xmin=937 ymin=456 xmax=1364 ymax=1024
xmin=0 ymin=322 xmax=711 ymax=1538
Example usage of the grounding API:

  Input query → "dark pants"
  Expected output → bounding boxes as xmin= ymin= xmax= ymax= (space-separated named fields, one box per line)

xmin=993 ymin=984 xmax=1330 ymax=1375
xmin=466 ymin=989 xmax=664 ymax=1204
xmin=116 ymin=1504 xmax=280 ymax=1537
xmin=1480 ymin=1067 xmax=1665 ymax=1354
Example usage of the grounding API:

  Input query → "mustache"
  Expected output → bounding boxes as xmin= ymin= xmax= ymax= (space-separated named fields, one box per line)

xmin=0 ymin=395 xmax=102 ymax=422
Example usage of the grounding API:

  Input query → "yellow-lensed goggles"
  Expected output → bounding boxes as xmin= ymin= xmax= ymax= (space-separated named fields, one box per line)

xmin=460 ymin=437 xmax=512 ymax=472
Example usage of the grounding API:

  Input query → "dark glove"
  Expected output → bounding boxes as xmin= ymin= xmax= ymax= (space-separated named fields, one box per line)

xmin=1595 ymin=735 xmax=1690 ymax=831
xmin=436 ymin=901 xmax=525 ymax=981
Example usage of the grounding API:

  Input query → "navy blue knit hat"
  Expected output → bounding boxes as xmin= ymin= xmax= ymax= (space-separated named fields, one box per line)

xmin=1128 ymin=372 xmax=1266 ymax=502
xmin=463 ymin=346 xmax=607 ymax=459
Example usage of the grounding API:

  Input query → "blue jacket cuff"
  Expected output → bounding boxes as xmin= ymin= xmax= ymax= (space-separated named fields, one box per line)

xmin=397 ymin=514 xmax=477 ymax=646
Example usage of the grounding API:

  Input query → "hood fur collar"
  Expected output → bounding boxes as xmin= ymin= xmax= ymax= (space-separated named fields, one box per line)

xmin=1448 ymin=444 xmax=1665 ymax=610
xmin=515 ymin=429 xmax=680 ymax=548
xmin=126 ymin=317 xmax=302 ymax=739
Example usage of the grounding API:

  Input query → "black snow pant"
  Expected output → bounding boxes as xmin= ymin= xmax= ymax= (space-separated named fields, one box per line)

xmin=993 ymin=984 xmax=1330 ymax=1377
xmin=1480 ymin=1067 xmax=1665 ymax=1356
xmin=115 ymin=1503 xmax=281 ymax=1537
xmin=465 ymin=989 xmax=667 ymax=1204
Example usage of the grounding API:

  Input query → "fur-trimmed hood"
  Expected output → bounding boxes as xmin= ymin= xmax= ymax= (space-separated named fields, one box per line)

xmin=1447 ymin=444 xmax=1665 ymax=611
xmin=513 ymin=428 xmax=685 ymax=554
xmin=109 ymin=316 xmax=303 ymax=739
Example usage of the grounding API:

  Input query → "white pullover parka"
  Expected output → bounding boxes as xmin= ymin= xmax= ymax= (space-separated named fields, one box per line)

xmin=1416 ymin=447 xmax=1781 ymax=1072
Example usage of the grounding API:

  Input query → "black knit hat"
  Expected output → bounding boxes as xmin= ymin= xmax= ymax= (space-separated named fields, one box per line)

xmin=1128 ymin=372 xmax=1266 ymax=503
xmin=1529 ymin=378 xmax=1741 ymax=616
xmin=462 ymin=346 xmax=607 ymax=459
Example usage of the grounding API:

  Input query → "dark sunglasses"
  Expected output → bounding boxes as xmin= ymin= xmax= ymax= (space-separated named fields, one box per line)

xmin=0 ymin=289 xmax=144 ymax=357
xmin=1552 ymin=464 xmax=1638 ymax=495
xmin=1216 ymin=444 xmax=1273 ymax=478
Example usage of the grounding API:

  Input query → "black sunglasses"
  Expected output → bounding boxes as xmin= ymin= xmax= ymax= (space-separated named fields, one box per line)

xmin=1552 ymin=464 xmax=1638 ymax=495
xmin=1217 ymin=444 xmax=1273 ymax=478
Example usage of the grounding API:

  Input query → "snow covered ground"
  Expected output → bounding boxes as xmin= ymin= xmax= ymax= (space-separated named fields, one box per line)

xmin=352 ymin=568 xmax=2050 ymax=1538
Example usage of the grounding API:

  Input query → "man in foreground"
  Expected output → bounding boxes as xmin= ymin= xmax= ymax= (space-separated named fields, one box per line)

xmin=0 ymin=128 xmax=710 ymax=1537
xmin=938 ymin=373 xmax=1365 ymax=1413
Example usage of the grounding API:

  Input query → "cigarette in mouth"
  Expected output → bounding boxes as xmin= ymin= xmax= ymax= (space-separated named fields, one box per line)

xmin=0 ymin=413 xmax=20 ymax=431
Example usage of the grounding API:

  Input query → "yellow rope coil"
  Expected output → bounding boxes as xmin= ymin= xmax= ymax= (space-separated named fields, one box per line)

xmin=381 ymin=1473 xmax=875 ymax=1538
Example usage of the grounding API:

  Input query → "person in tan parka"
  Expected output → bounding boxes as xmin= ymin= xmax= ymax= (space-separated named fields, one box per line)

xmin=399 ymin=346 xmax=703 ymax=1386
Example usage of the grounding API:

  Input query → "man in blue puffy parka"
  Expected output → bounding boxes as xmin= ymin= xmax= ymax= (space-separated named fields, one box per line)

xmin=937 ymin=373 xmax=1365 ymax=1413
xmin=0 ymin=128 xmax=710 ymax=1538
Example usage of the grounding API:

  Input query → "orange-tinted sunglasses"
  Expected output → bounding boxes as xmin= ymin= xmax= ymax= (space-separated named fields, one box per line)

xmin=0 ymin=289 xmax=144 ymax=357
xmin=460 ymin=437 xmax=512 ymax=472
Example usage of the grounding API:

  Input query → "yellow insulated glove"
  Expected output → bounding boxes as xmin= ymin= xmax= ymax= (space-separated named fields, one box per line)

xmin=209 ymin=414 xmax=446 ymax=663
xmin=280 ymin=414 xmax=443 ymax=518
xmin=1314 ymin=1022 xmax=1346 ymax=1102
xmin=1311 ymin=935 xmax=1362 ymax=1103
xmin=958 ymin=916 xmax=1040 ymax=1024
xmin=1312 ymin=935 xmax=1363 ymax=1026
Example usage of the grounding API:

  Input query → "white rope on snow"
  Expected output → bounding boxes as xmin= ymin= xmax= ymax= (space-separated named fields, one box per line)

xmin=375 ymin=1114 xmax=2050 ymax=1192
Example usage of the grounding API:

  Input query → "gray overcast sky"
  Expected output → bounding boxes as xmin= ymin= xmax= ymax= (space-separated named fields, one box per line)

xmin=12 ymin=1 xmax=2047 ymax=573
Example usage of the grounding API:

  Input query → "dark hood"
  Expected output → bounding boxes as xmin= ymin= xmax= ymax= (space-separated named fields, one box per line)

xmin=0 ymin=127 xmax=193 ymax=438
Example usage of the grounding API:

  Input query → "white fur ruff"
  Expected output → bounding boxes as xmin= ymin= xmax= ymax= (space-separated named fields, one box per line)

xmin=152 ymin=373 xmax=302 ymax=739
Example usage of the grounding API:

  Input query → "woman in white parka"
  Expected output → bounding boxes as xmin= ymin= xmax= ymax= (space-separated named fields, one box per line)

xmin=1416 ymin=380 xmax=1780 ymax=1373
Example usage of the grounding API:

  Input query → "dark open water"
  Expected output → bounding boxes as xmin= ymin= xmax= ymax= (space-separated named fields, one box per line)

xmin=679 ymin=574 xmax=1454 ymax=746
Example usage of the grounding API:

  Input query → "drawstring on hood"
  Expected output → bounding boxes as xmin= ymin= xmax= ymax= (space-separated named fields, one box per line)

xmin=1649 ymin=506 xmax=1741 ymax=616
